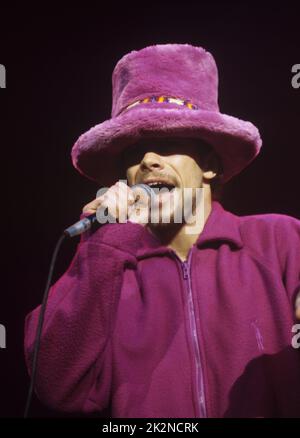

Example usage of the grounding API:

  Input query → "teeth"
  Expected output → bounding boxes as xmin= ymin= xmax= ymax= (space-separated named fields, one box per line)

xmin=147 ymin=182 xmax=174 ymax=187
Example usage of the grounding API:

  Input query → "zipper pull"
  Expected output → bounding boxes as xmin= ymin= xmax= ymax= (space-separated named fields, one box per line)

xmin=182 ymin=261 xmax=189 ymax=279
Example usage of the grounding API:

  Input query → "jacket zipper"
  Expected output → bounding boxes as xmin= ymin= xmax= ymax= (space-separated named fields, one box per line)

xmin=176 ymin=250 xmax=207 ymax=418
xmin=251 ymin=320 xmax=264 ymax=352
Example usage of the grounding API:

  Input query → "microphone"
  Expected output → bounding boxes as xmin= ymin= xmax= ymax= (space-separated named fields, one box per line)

xmin=64 ymin=183 xmax=153 ymax=238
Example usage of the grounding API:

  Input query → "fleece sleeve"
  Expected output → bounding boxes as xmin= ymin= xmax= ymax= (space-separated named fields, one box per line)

xmin=24 ymin=220 xmax=147 ymax=413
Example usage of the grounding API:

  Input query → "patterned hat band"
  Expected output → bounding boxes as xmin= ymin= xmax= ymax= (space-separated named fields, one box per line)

xmin=121 ymin=95 xmax=199 ymax=114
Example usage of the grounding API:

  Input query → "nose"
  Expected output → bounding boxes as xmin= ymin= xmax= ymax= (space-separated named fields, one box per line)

xmin=140 ymin=152 xmax=164 ymax=172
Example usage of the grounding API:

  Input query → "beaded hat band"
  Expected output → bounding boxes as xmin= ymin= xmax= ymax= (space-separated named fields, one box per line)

xmin=123 ymin=95 xmax=198 ymax=114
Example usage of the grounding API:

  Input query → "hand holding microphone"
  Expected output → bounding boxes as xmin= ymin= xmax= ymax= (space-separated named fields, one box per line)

xmin=64 ymin=181 xmax=153 ymax=238
xmin=26 ymin=181 xmax=154 ymax=417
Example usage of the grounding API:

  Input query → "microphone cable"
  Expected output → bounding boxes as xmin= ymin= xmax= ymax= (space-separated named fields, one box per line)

xmin=24 ymin=233 xmax=68 ymax=418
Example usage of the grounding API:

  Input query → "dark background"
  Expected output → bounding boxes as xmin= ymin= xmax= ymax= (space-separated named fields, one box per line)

xmin=0 ymin=3 xmax=299 ymax=417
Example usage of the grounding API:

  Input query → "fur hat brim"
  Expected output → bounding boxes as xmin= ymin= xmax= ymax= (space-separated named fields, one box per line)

xmin=71 ymin=105 xmax=262 ymax=186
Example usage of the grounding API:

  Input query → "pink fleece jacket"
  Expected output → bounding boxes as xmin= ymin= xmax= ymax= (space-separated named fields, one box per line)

xmin=24 ymin=201 xmax=300 ymax=417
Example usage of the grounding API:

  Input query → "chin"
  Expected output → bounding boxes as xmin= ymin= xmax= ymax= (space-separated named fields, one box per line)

xmin=148 ymin=206 xmax=183 ymax=228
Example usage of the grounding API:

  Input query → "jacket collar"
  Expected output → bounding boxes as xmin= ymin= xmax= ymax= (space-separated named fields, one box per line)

xmin=136 ymin=201 xmax=244 ymax=260
xmin=195 ymin=201 xmax=244 ymax=249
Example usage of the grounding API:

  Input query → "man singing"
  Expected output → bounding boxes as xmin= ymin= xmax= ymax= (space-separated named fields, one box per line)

xmin=24 ymin=44 xmax=300 ymax=417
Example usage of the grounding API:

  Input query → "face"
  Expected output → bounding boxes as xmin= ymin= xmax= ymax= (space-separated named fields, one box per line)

xmin=121 ymin=137 xmax=217 ymax=226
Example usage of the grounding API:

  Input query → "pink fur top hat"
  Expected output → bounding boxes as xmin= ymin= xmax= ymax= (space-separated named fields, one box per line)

xmin=71 ymin=44 xmax=262 ymax=185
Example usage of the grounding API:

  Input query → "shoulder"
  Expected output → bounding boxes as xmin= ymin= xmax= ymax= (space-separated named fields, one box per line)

xmin=236 ymin=210 xmax=300 ymax=271
xmin=238 ymin=211 xmax=300 ymax=241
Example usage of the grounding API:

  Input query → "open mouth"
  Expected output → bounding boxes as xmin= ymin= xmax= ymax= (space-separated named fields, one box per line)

xmin=146 ymin=181 xmax=176 ymax=193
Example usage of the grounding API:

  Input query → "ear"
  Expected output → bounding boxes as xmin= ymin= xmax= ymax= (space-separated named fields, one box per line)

xmin=203 ymin=170 xmax=217 ymax=180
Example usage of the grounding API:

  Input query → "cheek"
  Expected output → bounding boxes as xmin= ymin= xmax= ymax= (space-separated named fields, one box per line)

xmin=126 ymin=166 xmax=138 ymax=185
xmin=171 ymin=158 xmax=203 ymax=187
xmin=190 ymin=164 xmax=204 ymax=187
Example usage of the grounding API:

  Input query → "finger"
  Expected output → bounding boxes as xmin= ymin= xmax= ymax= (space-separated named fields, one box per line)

xmin=127 ymin=187 xmax=136 ymax=205
xmin=112 ymin=182 xmax=132 ymax=203
xmin=114 ymin=181 xmax=135 ymax=204
xmin=113 ymin=184 xmax=131 ymax=222
xmin=106 ymin=183 xmax=132 ymax=220
xmin=98 ymin=196 xmax=118 ymax=222
xmin=82 ymin=198 xmax=102 ymax=214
